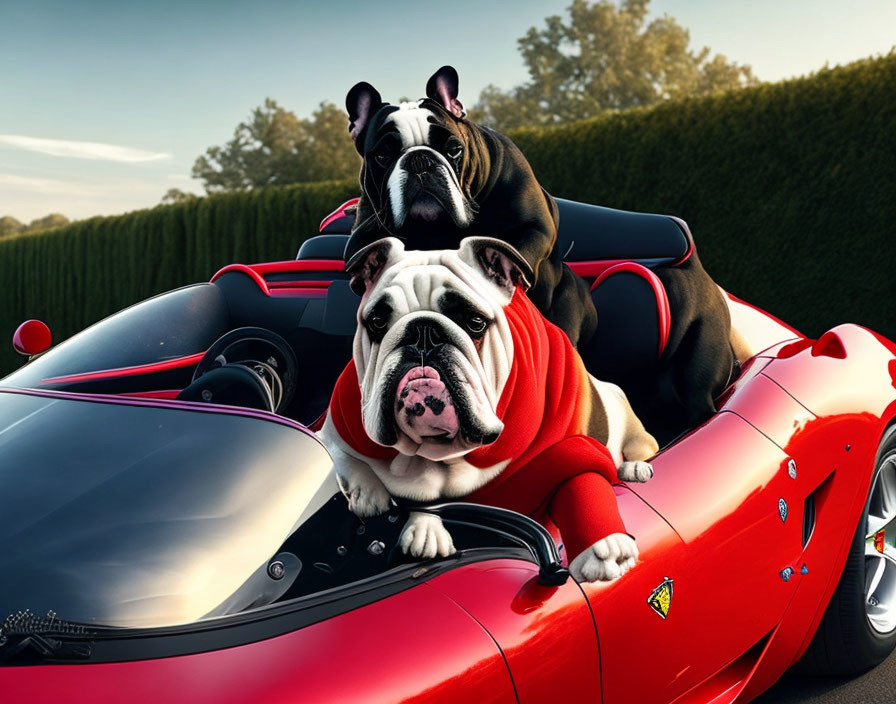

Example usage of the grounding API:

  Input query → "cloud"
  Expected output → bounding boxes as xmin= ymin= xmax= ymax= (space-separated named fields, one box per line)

xmin=0 ymin=135 xmax=171 ymax=163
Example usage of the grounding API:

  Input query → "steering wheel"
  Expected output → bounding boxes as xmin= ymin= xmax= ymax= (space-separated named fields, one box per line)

xmin=191 ymin=327 xmax=298 ymax=413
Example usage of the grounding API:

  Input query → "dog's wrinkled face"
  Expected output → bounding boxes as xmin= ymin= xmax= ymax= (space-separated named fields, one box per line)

xmin=349 ymin=237 xmax=533 ymax=462
xmin=346 ymin=66 xmax=475 ymax=232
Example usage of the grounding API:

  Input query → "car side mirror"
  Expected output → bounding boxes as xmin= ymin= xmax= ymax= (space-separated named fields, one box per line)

xmin=13 ymin=319 xmax=52 ymax=360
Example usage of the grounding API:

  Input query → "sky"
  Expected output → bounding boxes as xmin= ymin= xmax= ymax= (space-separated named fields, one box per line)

xmin=1 ymin=0 xmax=894 ymax=223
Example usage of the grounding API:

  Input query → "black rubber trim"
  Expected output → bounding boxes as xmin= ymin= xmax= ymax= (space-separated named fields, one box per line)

xmin=418 ymin=503 xmax=569 ymax=585
xmin=3 ymin=547 xmax=533 ymax=666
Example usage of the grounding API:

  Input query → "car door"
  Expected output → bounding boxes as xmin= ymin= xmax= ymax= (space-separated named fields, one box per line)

xmin=584 ymin=411 xmax=799 ymax=704
xmin=427 ymin=556 xmax=601 ymax=703
xmin=0 ymin=584 xmax=517 ymax=704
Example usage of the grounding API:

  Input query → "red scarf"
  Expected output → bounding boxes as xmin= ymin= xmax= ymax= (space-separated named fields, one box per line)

xmin=329 ymin=290 xmax=625 ymax=560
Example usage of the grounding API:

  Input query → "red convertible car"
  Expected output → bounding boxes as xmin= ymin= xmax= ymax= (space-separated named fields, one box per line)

xmin=1 ymin=198 xmax=895 ymax=703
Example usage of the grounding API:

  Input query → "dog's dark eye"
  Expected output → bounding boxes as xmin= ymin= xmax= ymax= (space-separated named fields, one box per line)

xmin=446 ymin=144 xmax=463 ymax=160
xmin=466 ymin=315 xmax=487 ymax=334
xmin=368 ymin=314 xmax=388 ymax=332
xmin=374 ymin=154 xmax=389 ymax=167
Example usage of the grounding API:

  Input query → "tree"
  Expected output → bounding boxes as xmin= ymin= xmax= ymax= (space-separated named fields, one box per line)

xmin=470 ymin=0 xmax=758 ymax=130
xmin=0 ymin=216 xmax=23 ymax=238
xmin=24 ymin=213 xmax=69 ymax=233
xmin=192 ymin=99 xmax=360 ymax=192
xmin=160 ymin=188 xmax=198 ymax=204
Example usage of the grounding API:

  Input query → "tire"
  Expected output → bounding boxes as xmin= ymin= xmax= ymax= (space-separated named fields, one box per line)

xmin=797 ymin=424 xmax=896 ymax=675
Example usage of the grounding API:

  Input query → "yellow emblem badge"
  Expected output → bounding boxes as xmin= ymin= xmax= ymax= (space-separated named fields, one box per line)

xmin=648 ymin=577 xmax=674 ymax=619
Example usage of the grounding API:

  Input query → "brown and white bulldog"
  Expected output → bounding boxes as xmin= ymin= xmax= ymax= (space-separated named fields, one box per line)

xmin=320 ymin=237 xmax=658 ymax=582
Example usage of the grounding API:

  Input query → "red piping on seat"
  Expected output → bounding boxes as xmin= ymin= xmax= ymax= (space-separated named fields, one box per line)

xmin=319 ymin=197 xmax=360 ymax=232
xmin=210 ymin=264 xmax=343 ymax=298
xmin=210 ymin=264 xmax=271 ymax=295
xmin=250 ymin=260 xmax=345 ymax=274
xmin=567 ymin=259 xmax=636 ymax=279
xmin=591 ymin=262 xmax=672 ymax=358
xmin=267 ymin=280 xmax=333 ymax=289
xmin=270 ymin=289 xmax=328 ymax=298
xmin=41 ymin=352 xmax=206 ymax=386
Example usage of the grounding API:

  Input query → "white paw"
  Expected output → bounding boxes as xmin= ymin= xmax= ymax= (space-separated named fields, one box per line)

xmin=399 ymin=512 xmax=457 ymax=559
xmin=569 ymin=533 xmax=639 ymax=582
xmin=339 ymin=473 xmax=393 ymax=518
xmin=617 ymin=461 xmax=654 ymax=483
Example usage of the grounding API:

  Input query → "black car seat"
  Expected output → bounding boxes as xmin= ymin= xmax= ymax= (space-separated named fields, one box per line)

xmin=297 ymin=197 xmax=692 ymax=378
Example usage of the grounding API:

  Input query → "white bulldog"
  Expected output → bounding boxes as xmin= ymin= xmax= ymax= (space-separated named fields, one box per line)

xmin=320 ymin=237 xmax=658 ymax=581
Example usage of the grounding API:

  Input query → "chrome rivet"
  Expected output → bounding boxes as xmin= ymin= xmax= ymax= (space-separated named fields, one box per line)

xmin=268 ymin=560 xmax=286 ymax=580
xmin=846 ymin=444 xmax=852 ymax=452
xmin=388 ymin=514 xmax=399 ymax=523
xmin=801 ymin=564 xmax=809 ymax=575
xmin=356 ymin=524 xmax=366 ymax=535
xmin=787 ymin=459 xmax=797 ymax=480
xmin=336 ymin=545 xmax=347 ymax=556
xmin=201 ymin=389 xmax=213 ymax=402
xmin=778 ymin=498 xmax=788 ymax=523
xmin=367 ymin=540 xmax=386 ymax=556
xmin=780 ymin=567 xmax=794 ymax=582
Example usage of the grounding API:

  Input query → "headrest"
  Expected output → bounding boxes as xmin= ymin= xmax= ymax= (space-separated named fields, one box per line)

xmin=555 ymin=199 xmax=692 ymax=264
xmin=297 ymin=234 xmax=349 ymax=261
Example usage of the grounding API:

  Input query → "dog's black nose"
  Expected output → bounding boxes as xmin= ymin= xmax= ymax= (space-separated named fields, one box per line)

xmin=405 ymin=321 xmax=446 ymax=354
xmin=405 ymin=150 xmax=435 ymax=176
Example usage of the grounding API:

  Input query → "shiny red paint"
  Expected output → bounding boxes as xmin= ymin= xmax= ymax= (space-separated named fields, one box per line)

xmin=121 ymin=389 xmax=181 ymax=399
xmin=603 ymin=322 xmax=896 ymax=704
xmin=428 ymin=557 xmax=602 ymax=702
xmin=39 ymin=352 xmax=206 ymax=386
xmin=590 ymin=261 xmax=672 ymax=357
xmin=13 ymin=319 xmax=52 ymax=356
xmin=4 ymin=263 xmax=896 ymax=704
xmin=0 ymin=584 xmax=516 ymax=704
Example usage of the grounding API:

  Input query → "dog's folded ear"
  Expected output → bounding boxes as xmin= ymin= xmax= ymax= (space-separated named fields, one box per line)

xmin=459 ymin=237 xmax=533 ymax=299
xmin=346 ymin=237 xmax=404 ymax=296
xmin=426 ymin=66 xmax=465 ymax=119
xmin=346 ymin=81 xmax=385 ymax=150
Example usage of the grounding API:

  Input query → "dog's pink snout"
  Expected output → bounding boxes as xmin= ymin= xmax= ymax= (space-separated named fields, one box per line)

xmin=395 ymin=366 xmax=459 ymax=443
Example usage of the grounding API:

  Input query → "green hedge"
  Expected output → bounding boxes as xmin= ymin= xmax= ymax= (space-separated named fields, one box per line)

xmin=0 ymin=180 xmax=357 ymax=375
xmin=508 ymin=54 xmax=896 ymax=343
xmin=2 ymin=54 xmax=894 ymax=377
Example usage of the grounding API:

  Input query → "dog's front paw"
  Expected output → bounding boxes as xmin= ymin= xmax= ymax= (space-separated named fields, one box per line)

xmin=617 ymin=461 xmax=654 ymax=483
xmin=340 ymin=473 xmax=393 ymax=518
xmin=569 ymin=533 xmax=639 ymax=582
xmin=399 ymin=512 xmax=457 ymax=559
